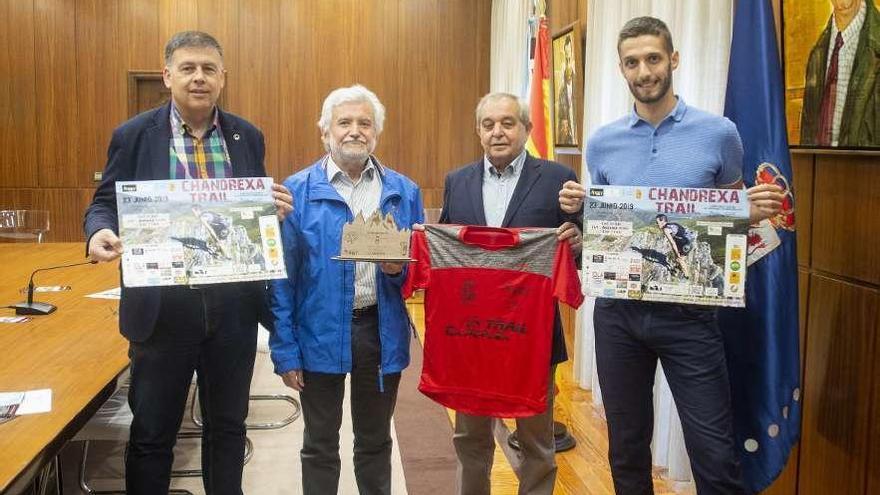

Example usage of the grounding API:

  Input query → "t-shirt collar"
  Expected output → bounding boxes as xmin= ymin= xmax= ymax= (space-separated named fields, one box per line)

xmin=628 ymin=96 xmax=687 ymax=128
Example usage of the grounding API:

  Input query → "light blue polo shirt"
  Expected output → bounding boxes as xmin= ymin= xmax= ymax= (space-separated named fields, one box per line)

xmin=586 ymin=97 xmax=743 ymax=188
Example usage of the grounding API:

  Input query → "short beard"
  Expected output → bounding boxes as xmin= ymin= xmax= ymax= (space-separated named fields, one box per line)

xmin=630 ymin=65 xmax=672 ymax=104
xmin=330 ymin=143 xmax=372 ymax=164
xmin=336 ymin=147 xmax=370 ymax=165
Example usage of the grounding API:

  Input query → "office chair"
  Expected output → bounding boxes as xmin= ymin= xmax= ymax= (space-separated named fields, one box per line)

xmin=189 ymin=326 xmax=301 ymax=430
xmin=73 ymin=370 xmax=253 ymax=494
xmin=0 ymin=209 xmax=50 ymax=243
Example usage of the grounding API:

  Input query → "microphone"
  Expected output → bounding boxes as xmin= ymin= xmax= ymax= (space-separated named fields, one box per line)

xmin=13 ymin=260 xmax=97 ymax=315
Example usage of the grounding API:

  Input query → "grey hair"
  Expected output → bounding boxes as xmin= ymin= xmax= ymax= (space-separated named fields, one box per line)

xmin=164 ymin=31 xmax=223 ymax=65
xmin=617 ymin=16 xmax=674 ymax=54
xmin=317 ymin=85 xmax=386 ymax=134
xmin=475 ymin=92 xmax=531 ymax=128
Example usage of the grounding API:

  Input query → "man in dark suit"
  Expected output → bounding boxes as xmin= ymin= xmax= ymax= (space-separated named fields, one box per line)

xmin=800 ymin=0 xmax=880 ymax=147
xmin=439 ymin=92 xmax=580 ymax=495
xmin=84 ymin=31 xmax=291 ymax=495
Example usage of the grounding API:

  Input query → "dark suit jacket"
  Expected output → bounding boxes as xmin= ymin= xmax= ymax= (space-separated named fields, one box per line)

xmin=801 ymin=1 xmax=880 ymax=146
xmin=84 ymin=103 xmax=272 ymax=342
xmin=439 ymin=154 xmax=579 ymax=364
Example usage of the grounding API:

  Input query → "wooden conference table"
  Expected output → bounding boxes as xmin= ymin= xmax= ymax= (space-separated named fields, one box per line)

xmin=0 ymin=243 xmax=128 ymax=494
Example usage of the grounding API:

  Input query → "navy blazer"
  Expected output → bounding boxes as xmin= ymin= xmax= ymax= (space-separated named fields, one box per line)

xmin=439 ymin=154 xmax=579 ymax=364
xmin=84 ymin=103 xmax=272 ymax=342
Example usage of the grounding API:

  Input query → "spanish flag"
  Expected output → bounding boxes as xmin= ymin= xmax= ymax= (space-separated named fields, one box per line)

xmin=525 ymin=16 xmax=554 ymax=160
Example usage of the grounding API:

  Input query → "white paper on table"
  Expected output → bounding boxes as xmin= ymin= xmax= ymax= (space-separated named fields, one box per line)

xmin=86 ymin=287 xmax=121 ymax=300
xmin=31 ymin=286 xmax=72 ymax=292
xmin=0 ymin=389 xmax=53 ymax=415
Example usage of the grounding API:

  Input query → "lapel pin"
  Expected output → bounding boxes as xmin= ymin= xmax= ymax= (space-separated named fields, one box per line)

xmin=233 ymin=133 xmax=241 ymax=141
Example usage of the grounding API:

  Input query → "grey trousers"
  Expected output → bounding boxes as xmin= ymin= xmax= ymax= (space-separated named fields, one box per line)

xmin=298 ymin=307 xmax=402 ymax=495
xmin=453 ymin=367 xmax=557 ymax=495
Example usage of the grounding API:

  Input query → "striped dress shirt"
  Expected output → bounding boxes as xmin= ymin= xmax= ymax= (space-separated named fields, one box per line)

xmin=325 ymin=155 xmax=383 ymax=309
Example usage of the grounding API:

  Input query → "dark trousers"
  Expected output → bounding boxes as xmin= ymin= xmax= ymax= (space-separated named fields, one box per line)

xmin=126 ymin=286 xmax=257 ymax=495
xmin=593 ymin=299 xmax=745 ymax=495
xmin=299 ymin=307 xmax=402 ymax=495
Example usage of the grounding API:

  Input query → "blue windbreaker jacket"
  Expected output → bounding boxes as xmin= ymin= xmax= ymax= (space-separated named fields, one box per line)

xmin=269 ymin=156 xmax=424 ymax=378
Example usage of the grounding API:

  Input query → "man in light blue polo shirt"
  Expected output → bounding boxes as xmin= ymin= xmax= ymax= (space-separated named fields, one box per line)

xmin=559 ymin=16 xmax=783 ymax=495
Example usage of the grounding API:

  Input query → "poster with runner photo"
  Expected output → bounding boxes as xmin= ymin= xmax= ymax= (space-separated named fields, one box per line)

xmin=582 ymin=185 xmax=750 ymax=307
xmin=116 ymin=177 xmax=286 ymax=287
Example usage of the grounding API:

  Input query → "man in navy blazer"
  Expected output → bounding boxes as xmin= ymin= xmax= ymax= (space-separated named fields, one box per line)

xmin=84 ymin=31 xmax=291 ymax=495
xmin=440 ymin=92 xmax=581 ymax=495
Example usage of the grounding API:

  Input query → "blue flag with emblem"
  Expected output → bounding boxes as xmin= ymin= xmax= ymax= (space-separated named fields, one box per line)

xmin=720 ymin=0 xmax=801 ymax=492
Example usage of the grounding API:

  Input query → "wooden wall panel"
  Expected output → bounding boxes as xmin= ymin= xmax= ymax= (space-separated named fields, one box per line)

xmin=398 ymin=0 xmax=441 ymax=204
xmin=276 ymin=0 xmax=327 ymax=175
xmin=75 ymin=0 xmax=121 ymax=188
xmin=869 ymin=357 xmax=880 ymax=495
xmin=811 ymin=156 xmax=880 ymax=285
xmin=798 ymin=267 xmax=809 ymax=368
xmin=798 ymin=274 xmax=878 ymax=495
xmin=0 ymin=0 xmax=38 ymax=188
xmin=395 ymin=0 xmax=493 ymax=207
xmin=0 ymin=0 xmax=490 ymax=239
xmin=273 ymin=0 xmax=404 ymax=179
xmin=432 ymin=0 xmax=492 ymax=185
xmin=34 ymin=0 xmax=80 ymax=188
xmin=236 ymin=0 xmax=281 ymax=179
xmin=120 ymin=0 xmax=162 ymax=71
xmin=158 ymin=0 xmax=199 ymax=47
xmin=791 ymin=154 xmax=812 ymax=269
xmin=197 ymin=0 xmax=241 ymax=113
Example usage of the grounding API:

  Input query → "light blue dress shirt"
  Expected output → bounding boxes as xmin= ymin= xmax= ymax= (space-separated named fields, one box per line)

xmin=482 ymin=150 xmax=527 ymax=227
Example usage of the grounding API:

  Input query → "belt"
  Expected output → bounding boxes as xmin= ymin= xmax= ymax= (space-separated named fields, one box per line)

xmin=352 ymin=304 xmax=378 ymax=319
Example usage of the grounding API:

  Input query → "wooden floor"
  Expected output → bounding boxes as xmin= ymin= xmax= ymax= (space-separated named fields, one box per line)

xmin=406 ymin=300 xmax=691 ymax=495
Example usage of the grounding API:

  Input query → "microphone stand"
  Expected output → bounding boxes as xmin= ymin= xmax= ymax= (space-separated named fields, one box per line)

xmin=13 ymin=260 xmax=97 ymax=315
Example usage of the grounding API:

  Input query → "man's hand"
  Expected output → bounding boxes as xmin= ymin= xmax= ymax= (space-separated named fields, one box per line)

xmin=747 ymin=183 xmax=784 ymax=224
xmin=559 ymin=180 xmax=586 ymax=214
xmin=281 ymin=369 xmax=305 ymax=391
xmin=88 ymin=228 xmax=123 ymax=262
xmin=272 ymin=183 xmax=294 ymax=221
xmin=379 ymin=262 xmax=405 ymax=275
xmin=557 ymin=221 xmax=582 ymax=252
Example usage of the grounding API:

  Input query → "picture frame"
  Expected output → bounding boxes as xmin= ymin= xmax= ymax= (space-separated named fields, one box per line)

xmin=783 ymin=0 xmax=880 ymax=151
xmin=551 ymin=21 xmax=583 ymax=148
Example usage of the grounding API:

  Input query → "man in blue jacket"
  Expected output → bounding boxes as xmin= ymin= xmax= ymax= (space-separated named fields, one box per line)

xmin=270 ymin=84 xmax=423 ymax=495
xmin=84 ymin=31 xmax=292 ymax=495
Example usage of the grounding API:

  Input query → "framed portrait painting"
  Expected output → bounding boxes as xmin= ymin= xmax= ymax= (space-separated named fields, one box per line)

xmin=552 ymin=22 xmax=582 ymax=148
xmin=784 ymin=0 xmax=880 ymax=150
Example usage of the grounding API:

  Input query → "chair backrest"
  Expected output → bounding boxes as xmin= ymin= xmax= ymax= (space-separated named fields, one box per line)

xmin=0 ymin=210 xmax=50 ymax=243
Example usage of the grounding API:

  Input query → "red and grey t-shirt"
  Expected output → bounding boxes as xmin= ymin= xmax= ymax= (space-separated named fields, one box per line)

xmin=403 ymin=225 xmax=583 ymax=418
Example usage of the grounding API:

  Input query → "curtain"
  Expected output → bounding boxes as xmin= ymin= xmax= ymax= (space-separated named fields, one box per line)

xmin=490 ymin=0 xmax=531 ymax=96
xmin=575 ymin=0 xmax=735 ymax=483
